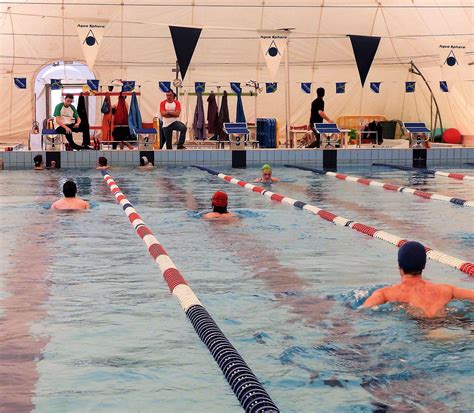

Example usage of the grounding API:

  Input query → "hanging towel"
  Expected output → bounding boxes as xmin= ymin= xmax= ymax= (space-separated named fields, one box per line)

xmin=77 ymin=94 xmax=90 ymax=146
xmin=193 ymin=92 xmax=206 ymax=140
xmin=236 ymin=92 xmax=246 ymax=123
xmin=101 ymin=92 xmax=113 ymax=142
xmin=128 ymin=92 xmax=142 ymax=137
xmin=207 ymin=91 xmax=219 ymax=135
xmin=217 ymin=91 xmax=230 ymax=140
xmin=112 ymin=94 xmax=130 ymax=142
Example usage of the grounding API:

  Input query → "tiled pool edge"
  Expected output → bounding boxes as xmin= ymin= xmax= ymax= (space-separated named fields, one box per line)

xmin=1 ymin=148 xmax=474 ymax=170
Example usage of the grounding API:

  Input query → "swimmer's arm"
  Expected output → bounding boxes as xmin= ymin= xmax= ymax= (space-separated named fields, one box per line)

xmin=252 ymin=178 xmax=262 ymax=182
xmin=83 ymin=201 xmax=90 ymax=209
xmin=272 ymin=177 xmax=280 ymax=182
xmin=451 ymin=286 xmax=474 ymax=301
xmin=362 ymin=289 xmax=387 ymax=308
xmin=50 ymin=201 xmax=58 ymax=210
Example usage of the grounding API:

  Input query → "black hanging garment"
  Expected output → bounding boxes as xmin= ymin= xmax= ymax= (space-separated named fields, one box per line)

xmin=216 ymin=91 xmax=230 ymax=141
xmin=77 ymin=94 xmax=90 ymax=146
xmin=362 ymin=121 xmax=383 ymax=145
xmin=207 ymin=91 xmax=219 ymax=139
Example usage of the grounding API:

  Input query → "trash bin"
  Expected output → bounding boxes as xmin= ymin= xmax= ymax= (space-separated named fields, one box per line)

xmin=380 ymin=120 xmax=397 ymax=139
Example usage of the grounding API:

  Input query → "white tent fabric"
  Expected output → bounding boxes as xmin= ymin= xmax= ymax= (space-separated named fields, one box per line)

xmin=0 ymin=0 xmax=473 ymax=144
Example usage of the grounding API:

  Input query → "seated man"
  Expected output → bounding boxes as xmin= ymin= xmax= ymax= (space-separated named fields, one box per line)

xmin=253 ymin=164 xmax=280 ymax=183
xmin=51 ymin=180 xmax=89 ymax=210
xmin=203 ymin=191 xmax=236 ymax=220
xmin=96 ymin=156 xmax=109 ymax=170
xmin=159 ymin=90 xmax=187 ymax=150
xmin=54 ymin=94 xmax=88 ymax=150
xmin=363 ymin=241 xmax=474 ymax=318
xmin=139 ymin=156 xmax=154 ymax=170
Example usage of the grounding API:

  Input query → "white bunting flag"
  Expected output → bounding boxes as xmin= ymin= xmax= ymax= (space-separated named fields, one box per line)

xmin=259 ymin=31 xmax=288 ymax=81
xmin=75 ymin=20 xmax=108 ymax=70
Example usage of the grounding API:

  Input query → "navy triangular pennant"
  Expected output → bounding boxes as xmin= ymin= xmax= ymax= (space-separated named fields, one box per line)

xmin=301 ymin=83 xmax=311 ymax=94
xmin=14 ymin=78 xmax=27 ymax=89
xmin=347 ymin=35 xmax=381 ymax=87
xmin=370 ymin=82 xmax=381 ymax=93
xmin=169 ymin=26 xmax=202 ymax=80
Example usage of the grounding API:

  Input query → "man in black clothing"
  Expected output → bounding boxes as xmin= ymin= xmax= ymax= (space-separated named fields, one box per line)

xmin=307 ymin=87 xmax=333 ymax=148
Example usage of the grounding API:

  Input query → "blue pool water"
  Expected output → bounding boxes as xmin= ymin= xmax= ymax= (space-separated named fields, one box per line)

xmin=0 ymin=166 xmax=473 ymax=412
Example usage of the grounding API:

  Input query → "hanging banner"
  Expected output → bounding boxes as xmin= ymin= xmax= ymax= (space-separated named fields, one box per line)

xmin=169 ymin=26 xmax=202 ymax=80
xmin=336 ymin=82 xmax=346 ymax=94
xmin=439 ymin=43 xmax=466 ymax=67
xmin=122 ymin=81 xmax=135 ymax=92
xmin=51 ymin=79 xmax=62 ymax=90
xmin=87 ymin=79 xmax=99 ymax=91
xmin=195 ymin=82 xmax=206 ymax=93
xmin=259 ymin=30 xmax=288 ymax=81
xmin=370 ymin=82 xmax=381 ymax=94
xmin=14 ymin=78 xmax=27 ymax=89
xmin=405 ymin=81 xmax=416 ymax=93
xmin=347 ymin=35 xmax=381 ymax=87
xmin=159 ymin=81 xmax=171 ymax=93
xmin=75 ymin=20 xmax=107 ymax=70
xmin=439 ymin=81 xmax=449 ymax=92
xmin=265 ymin=82 xmax=278 ymax=93
xmin=230 ymin=82 xmax=242 ymax=94
xmin=301 ymin=82 xmax=311 ymax=94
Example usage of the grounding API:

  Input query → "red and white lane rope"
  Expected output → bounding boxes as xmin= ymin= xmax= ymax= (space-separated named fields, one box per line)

xmin=193 ymin=166 xmax=474 ymax=277
xmin=286 ymin=165 xmax=473 ymax=207
xmin=101 ymin=171 xmax=279 ymax=413
xmin=373 ymin=163 xmax=474 ymax=182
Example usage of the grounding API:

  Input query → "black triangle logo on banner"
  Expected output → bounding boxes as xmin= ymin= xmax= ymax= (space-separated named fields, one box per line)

xmin=347 ymin=35 xmax=381 ymax=87
xmin=169 ymin=26 xmax=202 ymax=80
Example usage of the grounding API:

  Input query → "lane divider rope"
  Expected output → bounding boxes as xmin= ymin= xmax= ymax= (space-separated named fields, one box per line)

xmin=101 ymin=171 xmax=279 ymax=413
xmin=372 ymin=163 xmax=474 ymax=181
xmin=285 ymin=165 xmax=473 ymax=207
xmin=191 ymin=166 xmax=474 ymax=277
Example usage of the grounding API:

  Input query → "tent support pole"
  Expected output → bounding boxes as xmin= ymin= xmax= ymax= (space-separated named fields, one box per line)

xmin=284 ymin=38 xmax=291 ymax=148
xmin=409 ymin=61 xmax=443 ymax=140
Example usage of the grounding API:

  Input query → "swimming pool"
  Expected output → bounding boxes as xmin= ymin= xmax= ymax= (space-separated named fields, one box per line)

xmin=1 ymin=166 xmax=473 ymax=412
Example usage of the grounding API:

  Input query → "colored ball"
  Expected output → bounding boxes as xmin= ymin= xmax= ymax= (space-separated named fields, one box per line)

xmin=85 ymin=36 xmax=96 ymax=46
xmin=442 ymin=128 xmax=462 ymax=144
xmin=446 ymin=56 xmax=457 ymax=66
xmin=268 ymin=47 xmax=278 ymax=57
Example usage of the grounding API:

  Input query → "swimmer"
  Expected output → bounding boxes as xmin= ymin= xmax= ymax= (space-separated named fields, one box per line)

xmin=363 ymin=241 xmax=474 ymax=318
xmin=96 ymin=156 xmax=109 ymax=170
xmin=51 ymin=180 xmax=89 ymax=210
xmin=203 ymin=191 xmax=236 ymax=220
xmin=253 ymin=164 xmax=279 ymax=183
xmin=139 ymin=156 xmax=154 ymax=170
xmin=34 ymin=154 xmax=44 ymax=170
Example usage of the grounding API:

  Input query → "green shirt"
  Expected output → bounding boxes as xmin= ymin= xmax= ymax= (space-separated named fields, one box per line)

xmin=53 ymin=103 xmax=78 ymax=128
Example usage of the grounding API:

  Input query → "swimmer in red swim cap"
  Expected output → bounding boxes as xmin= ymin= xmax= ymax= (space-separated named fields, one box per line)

xmin=203 ymin=191 xmax=236 ymax=220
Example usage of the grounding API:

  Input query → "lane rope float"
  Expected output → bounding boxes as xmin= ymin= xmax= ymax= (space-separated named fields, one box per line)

xmin=285 ymin=165 xmax=473 ymax=207
xmin=101 ymin=171 xmax=279 ymax=413
xmin=191 ymin=166 xmax=474 ymax=277
xmin=373 ymin=163 xmax=474 ymax=181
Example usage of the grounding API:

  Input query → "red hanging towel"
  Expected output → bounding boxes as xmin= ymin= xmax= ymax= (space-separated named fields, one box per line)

xmin=101 ymin=92 xmax=113 ymax=142
xmin=113 ymin=94 xmax=129 ymax=126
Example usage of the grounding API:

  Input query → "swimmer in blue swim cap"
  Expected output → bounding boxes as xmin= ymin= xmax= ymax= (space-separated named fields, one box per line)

xmin=253 ymin=164 xmax=280 ymax=183
xmin=363 ymin=241 xmax=474 ymax=318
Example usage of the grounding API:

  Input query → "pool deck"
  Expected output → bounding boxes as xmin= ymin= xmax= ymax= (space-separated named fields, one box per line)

xmin=1 ymin=147 xmax=474 ymax=170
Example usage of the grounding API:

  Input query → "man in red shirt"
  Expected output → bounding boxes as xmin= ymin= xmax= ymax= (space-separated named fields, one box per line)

xmin=159 ymin=90 xmax=187 ymax=149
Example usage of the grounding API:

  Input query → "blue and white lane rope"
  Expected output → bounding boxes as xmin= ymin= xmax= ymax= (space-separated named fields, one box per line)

xmin=101 ymin=171 xmax=279 ymax=413
xmin=192 ymin=166 xmax=474 ymax=277
xmin=285 ymin=165 xmax=473 ymax=207
xmin=373 ymin=163 xmax=474 ymax=181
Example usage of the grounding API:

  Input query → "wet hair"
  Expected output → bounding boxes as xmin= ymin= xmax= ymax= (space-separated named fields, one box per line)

xmin=398 ymin=241 xmax=426 ymax=275
xmin=140 ymin=156 xmax=149 ymax=166
xmin=64 ymin=93 xmax=74 ymax=100
xmin=63 ymin=180 xmax=77 ymax=198
xmin=316 ymin=87 xmax=325 ymax=98
xmin=213 ymin=205 xmax=228 ymax=214
xmin=98 ymin=156 xmax=107 ymax=166
xmin=33 ymin=154 xmax=43 ymax=167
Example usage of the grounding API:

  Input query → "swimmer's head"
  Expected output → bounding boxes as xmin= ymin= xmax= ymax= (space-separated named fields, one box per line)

xmin=34 ymin=154 xmax=43 ymax=167
xmin=63 ymin=180 xmax=77 ymax=198
xmin=212 ymin=191 xmax=228 ymax=213
xmin=398 ymin=241 xmax=426 ymax=276
xmin=261 ymin=164 xmax=272 ymax=179
xmin=98 ymin=156 xmax=107 ymax=167
xmin=140 ymin=156 xmax=149 ymax=166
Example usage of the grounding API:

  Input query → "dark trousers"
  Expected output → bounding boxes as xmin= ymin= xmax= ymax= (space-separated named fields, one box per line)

xmin=56 ymin=124 xmax=83 ymax=150
xmin=306 ymin=127 xmax=321 ymax=148
xmin=161 ymin=121 xmax=187 ymax=149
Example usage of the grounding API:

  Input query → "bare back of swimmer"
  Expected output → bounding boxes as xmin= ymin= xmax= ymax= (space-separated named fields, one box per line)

xmin=203 ymin=191 xmax=236 ymax=220
xmin=51 ymin=180 xmax=89 ymax=210
xmin=363 ymin=241 xmax=474 ymax=318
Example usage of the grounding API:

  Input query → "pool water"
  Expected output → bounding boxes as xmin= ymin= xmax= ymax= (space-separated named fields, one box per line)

xmin=0 ymin=166 xmax=473 ymax=413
